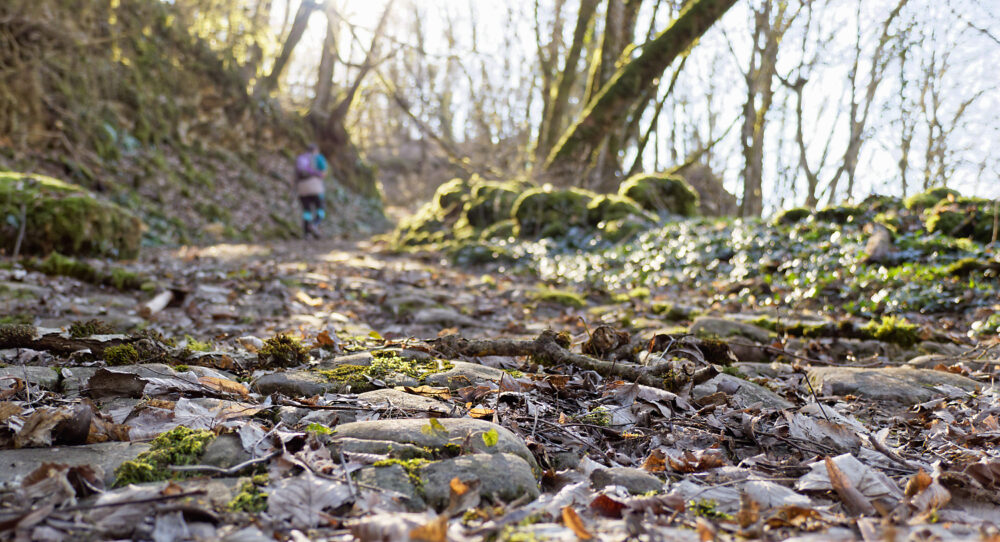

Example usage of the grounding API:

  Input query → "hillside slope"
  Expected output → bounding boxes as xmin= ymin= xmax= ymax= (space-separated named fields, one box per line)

xmin=0 ymin=0 xmax=386 ymax=246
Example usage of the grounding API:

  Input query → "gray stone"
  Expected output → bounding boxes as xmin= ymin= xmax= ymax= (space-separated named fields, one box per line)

xmin=354 ymin=463 xmax=426 ymax=511
xmin=808 ymin=366 xmax=981 ymax=404
xmin=590 ymin=467 xmax=664 ymax=494
xmin=358 ymin=388 xmax=452 ymax=414
xmin=423 ymin=361 xmax=507 ymax=390
xmin=201 ymin=434 xmax=250 ymax=469
xmin=329 ymin=438 xmax=428 ymax=460
xmin=252 ymin=370 xmax=331 ymax=397
xmin=333 ymin=418 xmax=537 ymax=470
xmin=316 ymin=351 xmax=374 ymax=370
xmin=692 ymin=373 xmax=793 ymax=410
xmin=0 ymin=442 xmax=150 ymax=487
xmin=733 ymin=362 xmax=794 ymax=379
xmin=411 ymin=307 xmax=484 ymax=328
xmin=60 ymin=366 xmax=98 ymax=397
xmin=907 ymin=354 xmax=996 ymax=371
xmin=421 ymin=453 xmax=539 ymax=510
xmin=690 ymin=317 xmax=773 ymax=343
xmin=0 ymin=365 xmax=60 ymax=390
xmin=916 ymin=341 xmax=967 ymax=357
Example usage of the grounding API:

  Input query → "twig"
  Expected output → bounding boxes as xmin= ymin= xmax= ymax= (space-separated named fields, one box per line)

xmin=12 ymin=201 xmax=26 ymax=260
xmin=430 ymin=331 xmax=718 ymax=392
xmin=167 ymin=451 xmax=280 ymax=475
xmin=59 ymin=490 xmax=207 ymax=512
xmin=797 ymin=367 xmax=832 ymax=423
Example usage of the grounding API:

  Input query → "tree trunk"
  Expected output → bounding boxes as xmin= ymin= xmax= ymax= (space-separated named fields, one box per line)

xmin=536 ymin=0 xmax=599 ymax=163
xmin=543 ymin=0 xmax=737 ymax=181
xmin=311 ymin=11 xmax=338 ymax=115
xmin=254 ymin=0 xmax=317 ymax=99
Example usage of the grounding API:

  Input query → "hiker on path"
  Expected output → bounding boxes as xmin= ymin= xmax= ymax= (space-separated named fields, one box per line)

xmin=294 ymin=143 xmax=328 ymax=238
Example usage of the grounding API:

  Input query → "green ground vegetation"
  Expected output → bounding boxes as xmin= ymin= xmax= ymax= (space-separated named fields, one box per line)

xmin=113 ymin=426 xmax=215 ymax=487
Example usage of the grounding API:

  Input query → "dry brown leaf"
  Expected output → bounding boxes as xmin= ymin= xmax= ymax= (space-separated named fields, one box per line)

xmin=198 ymin=376 xmax=249 ymax=398
xmin=561 ymin=506 xmax=593 ymax=540
xmin=450 ymin=477 xmax=469 ymax=497
xmin=825 ymin=456 xmax=876 ymax=516
xmin=408 ymin=515 xmax=447 ymax=542
xmin=468 ymin=407 xmax=495 ymax=419
xmin=696 ymin=517 xmax=717 ymax=541
xmin=15 ymin=407 xmax=73 ymax=448
xmin=667 ymin=450 xmax=726 ymax=473
xmin=640 ymin=449 xmax=667 ymax=473
xmin=905 ymin=469 xmax=932 ymax=497
xmin=590 ymin=494 xmax=626 ymax=518
xmin=738 ymin=492 xmax=761 ymax=529
xmin=405 ymin=385 xmax=452 ymax=400
xmin=0 ymin=401 xmax=24 ymax=422
xmin=315 ymin=330 xmax=338 ymax=347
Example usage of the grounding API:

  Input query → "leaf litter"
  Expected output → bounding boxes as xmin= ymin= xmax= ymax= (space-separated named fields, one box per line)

xmin=0 ymin=215 xmax=998 ymax=541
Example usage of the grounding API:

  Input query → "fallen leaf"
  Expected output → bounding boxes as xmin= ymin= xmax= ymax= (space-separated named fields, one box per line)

xmin=641 ymin=449 xmax=667 ymax=473
xmin=408 ymin=515 xmax=447 ymax=542
xmin=825 ymin=456 xmax=876 ymax=516
xmin=468 ymin=407 xmax=495 ymax=419
xmin=561 ymin=506 xmax=592 ymax=540
xmin=404 ymin=385 xmax=452 ymax=400
xmin=198 ymin=376 xmax=249 ymax=398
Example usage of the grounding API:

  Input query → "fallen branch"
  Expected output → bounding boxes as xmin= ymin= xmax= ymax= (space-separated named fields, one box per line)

xmin=138 ymin=290 xmax=174 ymax=319
xmin=430 ymin=330 xmax=718 ymax=391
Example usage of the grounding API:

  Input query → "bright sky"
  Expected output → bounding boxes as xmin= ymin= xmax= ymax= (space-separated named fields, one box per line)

xmin=278 ymin=0 xmax=1000 ymax=208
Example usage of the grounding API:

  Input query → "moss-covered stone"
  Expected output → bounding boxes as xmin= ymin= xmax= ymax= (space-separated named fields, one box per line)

xmin=860 ymin=316 xmax=920 ymax=348
xmin=618 ymin=173 xmax=699 ymax=216
xmin=258 ymin=333 xmax=309 ymax=368
xmin=480 ymin=219 xmax=517 ymax=241
xmin=529 ymin=287 xmax=587 ymax=308
xmin=814 ymin=204 xmax=865 ymax=224
xmin=228 ymin=475 xmax=269 ymax=513
xmin=0 ymin=171 xmax=143 ymax=259
xmin=30 ymin=252 xmax=143 ymax=290
xmin=511 ymin=186 xmax=595 ymax=238
xmin=586 ymin=194 xmax=653 ymax=226
xmin=772 ymin=207 xmax=811 ymax=225
xmin=104 ymin=343 xmax=141 ymax=365
xmin=318 ymin=354 xmax=454 ymax=392
xmin=925 ymin=198 xmax=998 ymax=244
xmin=69 ymin=319 xmax=115 ymax=338
xmin=463 ymin=181 xmax=525 ymax=228
xmin=904 ymin=186 xmax=961 ymax=210
xmin=0 ymin=323 xmax=34 ymax=346
xmin=113 ymin=426 xmax=215 ymax=487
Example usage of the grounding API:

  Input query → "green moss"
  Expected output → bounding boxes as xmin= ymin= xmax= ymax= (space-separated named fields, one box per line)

xmin=0 ymin=171 xmax=143 ymax=259
xmin=651 ymin=303 xmax=690 ymax=321
xmin=511 ymin=186 xmax=595 ymax=238
xmin=618 ymin=173 xmax=699 ymax=216
xmin=925 ymin=198 xmax=998 ymax=244
xmin=30 ymin=252 xmax=143 ymax=290
xmin=599 ymin=217 xmax=650 ymax=243
xmin=0 ymin=323 xmax=34 ymax=346
xmin=258 ymin=333 xmax=309 ymax=368
xmin=860 ymin=316 xmax=920 ymax=347
xmin=586 ymin=194 xmax=654 ymax=226
xmin=904 ymin=186 xmax=961 ymax=210
xmin=372 ymin=457 xmax=429 ymax=488
xmin=946 ymin=257 xmax=986 ymax=277
xmin=113 ymin=426 xmax=215 ymax=487
xmin=0 ymin=314 xmax=33 ymax=325
xmin=578 ymin=406 xmax=611 ymax=426
xmin=529 ymin=287 xmax=587 ymax=308
xmin=184 ymin=334 xmax=212 ymax=352
xmin=104 ymin=343 xmax=141 ymax=365
xmin=690 ymin=499 xmax=732 ymax=520
xmin=814 ymin=204 xmax=865 ymax=224
xmin=612 ymin=287 xmax=650 ymax=302
xmin=480 ymin=219 xmax=517 ymax=241
xmin=463 ymin=181 xmax=523 ymax=228
xmin=772 ymin=207 xmax=811 ymax=225
xmin=228 ymin=476 xmax=268 ymax=513
xmin=69 ymin=319 xmax=115 ymax=337
xmin=173 ymin=364 xmax=189 ymax=372
xmin=319 ymin=356 xmax=454 ymax=391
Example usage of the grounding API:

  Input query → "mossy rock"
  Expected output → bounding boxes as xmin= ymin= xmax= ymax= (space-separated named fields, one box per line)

xmin=511 ymin=186 xmax=596 ymax=238
xmin=772 ymin=207 xmax=811 ymax=225
xmin=113 ymin=426 xmax=215 ymax=487
xmin=904 ymin=186 xmax=961 ymax=210
xmin=862 ymin=194 xmax=903 ymax=214
xmin=0 ymin=171 xmax=143 ymax=259
xmin=618 ymin=173 xmax=699 ymax=216
xmin=814 ymin=204 xmax=865 ymax=224
xmin=463 ymin=181 xmax=524 ymax=228
xmin=432 ymin=177 xmax=470 ymax=217
xmin=599 ymin=217 xmax=650 ymax=243
xmin=586 ymin=194 xmax=654 ymax=226
xmin=925 ymin=198 xmax=998 ymax=244
xmin=480 ymin=219 xmax=516 ymax=241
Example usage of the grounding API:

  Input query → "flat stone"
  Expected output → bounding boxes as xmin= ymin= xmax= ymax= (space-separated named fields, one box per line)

xmin=0 ymin=365 xmax=60 ymax=390
xmin=423 ymin=361 xmax=507 ymax=390
xmin=690 ymin=317 xmax=773 ymax=343
xmin=733 ymin=362 xmax=794 ymax=379
xmin=201 ymin=433 xmax=250 ymax=469
xmin=692 ymin=373 xmax=793 ymax=410
xmin=907 ymin=354 xmax=997 ymax=371
xmin=590 ymin=467 xmax=664 ymax=494
xmin=808 ymin=366 xmax=980 ymax=405
xmin=329 ymin=438 xmax=428 ymax=460
xmin=354 ymin=463 xmax=426 ymax=511
xmin=252 ymin=370 xmax=332 ymax=397
xmin=358 ymin=388 xmax=451 ymax=414
xmin=411 ymin=307 xmax=484 ymax=328
xmin=0 ymin=441 xmax=150 ymax=488
xmin=420 ymin=453 xmax=539 ymax=510
xmin=333 ymin=418 xmax=537 ymax=470
xmin=315 ymin=351 xmax=374 ymax=370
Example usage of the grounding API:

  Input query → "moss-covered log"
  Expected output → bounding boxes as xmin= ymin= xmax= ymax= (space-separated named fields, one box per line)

xmin=1 ymin=171 xmax=143 ymax=259
xmin=543 ymin=0 xmax=737 ymax=178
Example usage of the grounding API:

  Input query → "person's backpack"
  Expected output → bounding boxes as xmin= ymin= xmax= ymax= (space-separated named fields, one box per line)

xmin=295 ymin=153 xmax=313 ymax=180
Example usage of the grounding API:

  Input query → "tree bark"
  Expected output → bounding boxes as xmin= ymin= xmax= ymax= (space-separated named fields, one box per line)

xmin=543 ymin=0 xmax=737 ymax=181
xmin=254 ymin=0 xmax=318 ymax=99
